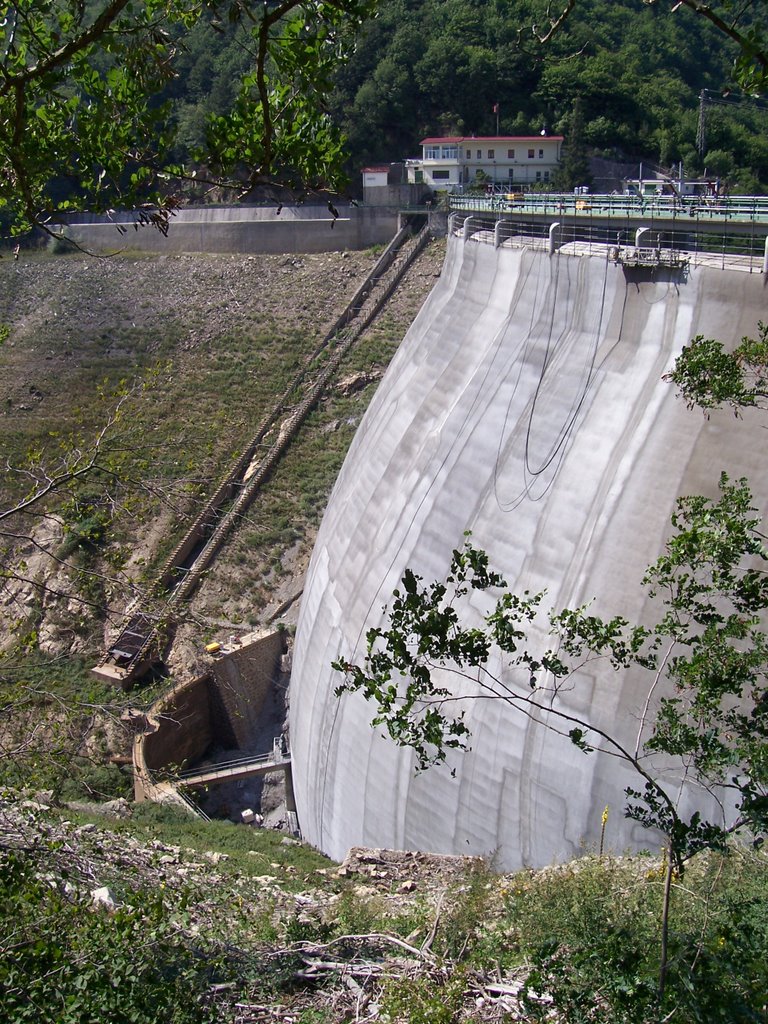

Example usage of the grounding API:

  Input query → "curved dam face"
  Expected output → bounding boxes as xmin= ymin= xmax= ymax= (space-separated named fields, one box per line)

xmin=290 ymin=233 xmax=768 ymax=870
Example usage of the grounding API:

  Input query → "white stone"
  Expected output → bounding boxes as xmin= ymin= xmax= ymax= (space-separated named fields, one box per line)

xmin=203 ymin=851 xmax=228 ymax=865
xmin=91 ymin=886 xmax=118 ymax=910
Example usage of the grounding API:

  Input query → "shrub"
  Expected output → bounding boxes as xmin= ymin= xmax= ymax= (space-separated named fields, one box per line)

xmin=505 ymin=851 xmax=768 ymax=1023
xmin=0 ymin=852 xmax=224 ymax=1024
xmin=382 ymin=968 xmax=468 ymax=1024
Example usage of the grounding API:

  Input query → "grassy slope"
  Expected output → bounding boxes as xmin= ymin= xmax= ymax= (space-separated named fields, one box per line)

xmin=2 ymin=795 xmax=766 ymax=1023
xmin=0 ymin=239 xmax=445 ymax=796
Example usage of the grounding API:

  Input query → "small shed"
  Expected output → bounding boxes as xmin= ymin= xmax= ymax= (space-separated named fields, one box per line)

xmin=362 ymin=166 xmax=390 ymax=189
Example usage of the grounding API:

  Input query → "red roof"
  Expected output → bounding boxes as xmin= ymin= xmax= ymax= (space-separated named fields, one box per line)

xmin=362 ymin=166 xmax=390 ymax=173
xmin=420 ymin=136 xmax=563 ymax=144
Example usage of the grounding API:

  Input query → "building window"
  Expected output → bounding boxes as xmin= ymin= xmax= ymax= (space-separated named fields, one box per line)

xmin=466 ymin=149 xmax=471 ymax=159
xmin=507 ymin=148 xmax=515 ymax=159
xmin=539 ymin=149 xmax=544 ymax=158
xmin=441 ymin=145 xmax=458 ymax=159
xmin=477 ymin=149 xmax=481 ymax=159
xmin=544 ymin=171 xmax=550 ymax=181
xmin=528 ymin=149 xmax=535 ymax=158
xmin=536 ymin=171 xmax=542 ymax=181
xmin=488 ymin=148 xmax=495 ymax=159
xmin=424 ymin=145 xmax=440 ymax=160
xmin=432 ymin=170 xmax=450 ymax=180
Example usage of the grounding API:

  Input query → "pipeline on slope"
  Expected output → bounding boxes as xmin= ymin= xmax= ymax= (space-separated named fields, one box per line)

xmin=93 ymin=223 xmax=433 ymax=687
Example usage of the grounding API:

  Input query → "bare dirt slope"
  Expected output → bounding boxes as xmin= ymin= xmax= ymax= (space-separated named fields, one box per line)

xmin=0 ymin=239 xmax=445 ymax=661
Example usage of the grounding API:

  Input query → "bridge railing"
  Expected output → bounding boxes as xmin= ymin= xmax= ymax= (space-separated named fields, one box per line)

xmin=449 ymin=192 xmax=768 ymax=224
xmin=176 ymin=737 xmax=290 ymax=781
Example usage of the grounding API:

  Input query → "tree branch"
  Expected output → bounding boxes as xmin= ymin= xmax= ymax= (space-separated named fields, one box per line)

xmin=0 ymin=0 xmax=134 ymax=96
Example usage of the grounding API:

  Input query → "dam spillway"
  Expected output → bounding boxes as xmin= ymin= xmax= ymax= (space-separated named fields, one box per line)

xmin=290 ymin=227 xmax=768 ymax=870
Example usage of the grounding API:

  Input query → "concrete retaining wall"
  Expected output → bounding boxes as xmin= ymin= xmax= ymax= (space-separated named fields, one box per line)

xmin=211 ymin=632 xmax=285 ymax=749
xmin=363 ymin=183 xmax=427 ymax=207
xmin=63 ymin=205 xmax=400 ymax=255
xmin=134 ymin=631 xmax=284 ymax=800
xmin=138 ymin=675 xmax=213 ymax=792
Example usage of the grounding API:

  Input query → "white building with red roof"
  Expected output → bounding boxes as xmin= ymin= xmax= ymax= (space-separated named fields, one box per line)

xmin=361 ymin=166 xmax=391 ymax=188
xmin=406 ymin=134 xmax=563 ymax=190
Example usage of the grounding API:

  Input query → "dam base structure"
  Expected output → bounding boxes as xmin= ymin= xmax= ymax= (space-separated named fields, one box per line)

xmin=290 ymin=216 xmax=768 ymax=871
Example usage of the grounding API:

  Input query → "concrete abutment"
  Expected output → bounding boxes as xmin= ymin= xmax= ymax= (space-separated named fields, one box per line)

xmin=134 ymin=631 xmax=289 ymax=824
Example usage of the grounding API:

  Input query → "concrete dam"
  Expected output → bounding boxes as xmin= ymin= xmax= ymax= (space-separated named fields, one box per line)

xmin=290 ymin=220 xmax=768 ymax=871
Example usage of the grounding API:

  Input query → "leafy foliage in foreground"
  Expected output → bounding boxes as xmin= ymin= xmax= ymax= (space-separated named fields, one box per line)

xmin=666 ymin=320 xmax=768 ymax=411
xmin=0 ymin=853 xmax=218 ymax=1024
xmin=507 ymin=850 xmax=768 ymax=1024
xmin=6 ymin=0 xmax=768 ymax=236
xmin=0 ymin=0 xmax=376 ymax=235
xmin=333 ymin=308 xmax=768 ymax=1007
xmin=3 ymin=796 xmax=767 ymax=1023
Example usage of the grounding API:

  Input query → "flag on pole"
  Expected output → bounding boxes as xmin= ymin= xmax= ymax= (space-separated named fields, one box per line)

xmin=492 ymin=102 xmax=499 ymax=114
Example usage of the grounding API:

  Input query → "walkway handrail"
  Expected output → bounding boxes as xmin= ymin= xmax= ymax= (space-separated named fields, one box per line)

xmin=177 ymin=748 xmax=289 ymax=779
xmin=449 ymin=192 xmax=768 ymax=226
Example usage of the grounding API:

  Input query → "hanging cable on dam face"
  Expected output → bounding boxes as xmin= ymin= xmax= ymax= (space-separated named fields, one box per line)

xmin=490 ymin=250 xmax=608 ymax=514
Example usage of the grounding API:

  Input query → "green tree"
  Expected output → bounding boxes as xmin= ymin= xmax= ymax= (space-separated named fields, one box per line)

xmin=542 ymin=0 xmax=768 ymax=95
xmin=673 ymin=0 xmax=768 ymax=93
xmin=665 ymin=322 xmax=768 ymax=410
xmin=0 ymin=0 xmax=376 ymax=236
xmin=330 ymin=0 xmax=768 ymax=185
xmin=553 ymin=96 xmax=591 ymax=189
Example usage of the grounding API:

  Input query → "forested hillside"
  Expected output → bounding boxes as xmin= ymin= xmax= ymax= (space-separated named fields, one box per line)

xmin=327 ymin=0 xmax=768 ymax=189
xmin=7 ymin=0 xmax=767 ymax=233
xmin=153 ymin=0 xmax=768 ymax=194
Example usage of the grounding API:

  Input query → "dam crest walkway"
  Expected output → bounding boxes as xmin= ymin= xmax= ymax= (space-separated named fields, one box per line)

xmin=449 ymin=193 xmax=768 ymax=274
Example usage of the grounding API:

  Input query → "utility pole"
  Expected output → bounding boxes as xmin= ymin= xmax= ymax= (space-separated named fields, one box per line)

xmin=696 ymin=88 xmax=707 ymax=156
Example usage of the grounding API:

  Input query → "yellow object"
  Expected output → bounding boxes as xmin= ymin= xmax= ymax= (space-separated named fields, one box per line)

xmin=205 ymin=642 xmax=221 ymax=654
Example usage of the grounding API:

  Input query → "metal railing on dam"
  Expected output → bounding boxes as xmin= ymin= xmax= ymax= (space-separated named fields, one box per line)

xmin=448 ymin=197 xmax=768 ymax=274
xmin=450 ymin=191 xmax=768 ymax=225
